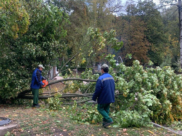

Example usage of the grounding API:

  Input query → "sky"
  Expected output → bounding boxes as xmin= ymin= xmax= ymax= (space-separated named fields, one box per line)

xmin=153 ymin=0 xmax=160 ymax=5
xmin=115 ymin=0 xmax=161 ymax=15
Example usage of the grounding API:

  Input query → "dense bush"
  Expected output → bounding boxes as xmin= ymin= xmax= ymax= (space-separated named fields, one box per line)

xmin=0 ymin=0 xmax=68 ymax=99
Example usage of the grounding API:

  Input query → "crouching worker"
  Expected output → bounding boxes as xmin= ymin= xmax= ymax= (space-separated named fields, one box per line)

xmin=31 ymin=64 xmax=45 ymax=108
xmin=92 ymin=64 xmax=115 ymax=128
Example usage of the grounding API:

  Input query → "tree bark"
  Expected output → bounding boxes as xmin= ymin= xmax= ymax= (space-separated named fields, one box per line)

xmin=179 ymin=0 xmax=182 ymax=67
xmin=18 ymin=93 xmax=93 ymax=99
xmin=48 ymin=78 xmax=96 ymax=85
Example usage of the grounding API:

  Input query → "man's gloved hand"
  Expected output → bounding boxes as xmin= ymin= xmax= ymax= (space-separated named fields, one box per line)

xmin=88 ymin=100 xmax=97 ymax=104
xmin=41 ymin=83 xmax=44 ymax=88
xmin=93 ymin=100 xmax=97 ymax=104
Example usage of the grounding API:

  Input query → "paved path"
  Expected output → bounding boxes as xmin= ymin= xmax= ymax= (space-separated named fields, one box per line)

xmin=0 ymin=121 xmax=18 ymax=136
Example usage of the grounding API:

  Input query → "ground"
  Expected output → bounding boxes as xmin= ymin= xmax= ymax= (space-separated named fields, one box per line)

xmin=0 ymin=104 xmax=180 ymax=136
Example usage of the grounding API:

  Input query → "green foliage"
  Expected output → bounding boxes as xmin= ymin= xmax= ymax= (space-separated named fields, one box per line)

xmin=0 ymin=0 xmax=30 ymax=39
xmin=125 ymin=54 xmax=132 ymax=60
xmin=5 ymin=131 xmax=11 ymax=136
xmin=160 ymin=56 xmax=172 ymax=68
xmin=112 ymin=110 xmax=152 ymax=128
xmin=116 ymin=16 xmax=150 ymax=65
xmin=62 ymin=68 xmax=98 ymax=93
xmin=119 ymin=1 xmax=168 ymax=66
xmin=171 ymin=121 xmax=182 ymax=130
xmin=69 ymin=102 xmax=102 ymax=124
xmin=54 ymin=0 xmax=179 ymax=69
xmin=0 ymin=0 xmax=69 ymax=99
xmin=47 ymin=93 xmax=62 ymax=110
xmin=103 ymin=29 xmax=123 ymax=51
xmin=109 ymin=55 xmax=182 ymax=125
xmin=148 ymin=60 xmax=154 ymax=66
xmin=66 ymin=54 xmax=182 ymax=126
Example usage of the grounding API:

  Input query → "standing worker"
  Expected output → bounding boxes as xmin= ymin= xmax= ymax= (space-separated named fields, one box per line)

xmin=92 ymin=64 xmax=115 ymax=128
xmin=31 ymin=64 xmax=45 ymax=108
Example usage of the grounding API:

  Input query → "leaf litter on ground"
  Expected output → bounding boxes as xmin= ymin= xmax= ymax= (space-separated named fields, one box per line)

xmin=0 ymin=104 xmax=180 ymax=136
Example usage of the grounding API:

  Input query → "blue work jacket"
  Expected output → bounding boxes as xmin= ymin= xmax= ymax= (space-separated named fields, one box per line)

xmin=30 ymin=68 xmax=44 ymax=89
xmin=92 ymin=73 xmax=115 ymax=104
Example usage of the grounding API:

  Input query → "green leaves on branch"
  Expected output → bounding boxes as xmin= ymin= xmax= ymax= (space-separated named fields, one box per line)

xmin=0 ymin=0 xmax=30 ymax=39
xmin=69 ymin=102 xmax=102 ymax=124
xmin=107 ymin=55 xmax=182 ymax=125
xmin=47 ymin=93 xmax=63 ymax=110
xmin=0 ymin=0 xmax=69 ymax=99
xmin=112 ymin=110 xmax=152 ymax=128
xmin=68 ymin=54 xmax=182 ymax=126
xmin=104 ymin=29 xmax=123 ymax=51
xmin=87 ymin=27 xmax=123 ymax=51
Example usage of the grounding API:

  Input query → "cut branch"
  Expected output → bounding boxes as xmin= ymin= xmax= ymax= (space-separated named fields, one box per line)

xmin=48 ymin=78 xmax=97 ymax=85
xmin=60 ymin=53 xmax=79 ymax=71
xmin=18 ymin=93 xmax=93 ymax=99
xmin=18 ymin=78 xmax=96 ymax=96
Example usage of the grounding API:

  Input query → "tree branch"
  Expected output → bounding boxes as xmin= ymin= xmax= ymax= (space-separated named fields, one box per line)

xmin=18 ymin=78 xmax=96 ymax=96
xmin=48 ymin=78 xmax=97 ymax=85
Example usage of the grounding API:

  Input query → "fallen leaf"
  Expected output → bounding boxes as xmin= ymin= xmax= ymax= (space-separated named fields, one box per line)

xmin=63 ymin=129 xmax=67 ymax=132
xmin=148 ymin=130 xmax=155 ymax=135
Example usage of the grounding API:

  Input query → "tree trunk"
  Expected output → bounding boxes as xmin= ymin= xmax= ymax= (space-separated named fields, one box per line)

xmin=179 ymin=0 xmax=182 ymax=67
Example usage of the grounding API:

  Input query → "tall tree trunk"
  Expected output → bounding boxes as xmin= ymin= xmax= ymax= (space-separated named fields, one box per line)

xmin=179 ymin=0 xmax=182 ymax=67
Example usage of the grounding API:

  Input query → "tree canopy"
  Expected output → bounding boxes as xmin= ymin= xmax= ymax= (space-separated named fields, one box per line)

xmin=0 ymin=0 xmax=69 ymax=99
xmin=0 ymin=0 xmax=181 ymax=99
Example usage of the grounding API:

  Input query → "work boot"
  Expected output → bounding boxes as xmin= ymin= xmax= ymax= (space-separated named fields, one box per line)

xmin=103 ymin=121 xmax=113 ymax=128
xmin=102 ymin=118 xmax=107 ymax=126
xmin=32 ymin=104 xmax=40 ymax=108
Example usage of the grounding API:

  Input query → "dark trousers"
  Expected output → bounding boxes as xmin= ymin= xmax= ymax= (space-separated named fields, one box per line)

xmin=32 ymin=89 xmax=39 ymax=105
xmin=97 ymin=104 xmax=113 ymax=124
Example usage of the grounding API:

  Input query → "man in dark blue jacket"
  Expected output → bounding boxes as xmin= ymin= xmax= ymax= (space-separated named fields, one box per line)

xmin=31 ymin=64 xmax=45 ymax=107
xmin=92 ymin=64 xmax=115 ymax=128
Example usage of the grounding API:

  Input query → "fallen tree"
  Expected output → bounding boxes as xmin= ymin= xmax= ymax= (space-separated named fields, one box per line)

xmin=17 ymin=78 xmax=96 ymax=98
xmin=18 ymin=93 xmax=93 ymax=99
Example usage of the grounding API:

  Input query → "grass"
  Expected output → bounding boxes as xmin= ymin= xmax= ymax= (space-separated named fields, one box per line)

xmin=0 ymin=102 xmax=180 ymax=136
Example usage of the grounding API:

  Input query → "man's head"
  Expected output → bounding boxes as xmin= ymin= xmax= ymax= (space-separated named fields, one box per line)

xmin=101 ymin=64 xmax=109 ymax=74
xmin=38 ymin=64 xmax=45 ymax=71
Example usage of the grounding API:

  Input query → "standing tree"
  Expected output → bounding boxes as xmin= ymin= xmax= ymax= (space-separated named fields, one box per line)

xmin=131 ymin=1 xmax=167 ymax=65
xmin=0 ymin=0 xmax=69 ymax=99
xmin=160 ymin=0 xmax=182 ymax=67
xmin=50 ymin=0 xmax=123 ymax=70
xmin=116 ymin=16 xmax=150 ymax=65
